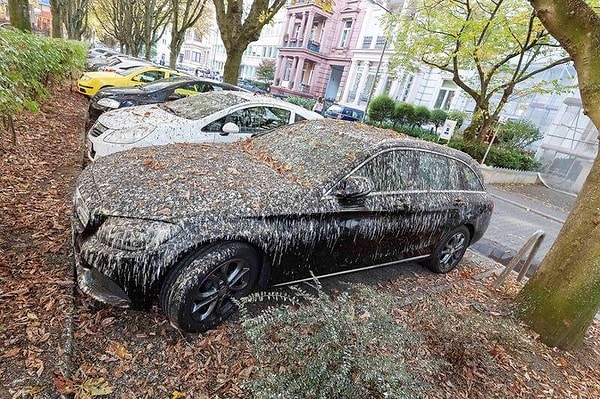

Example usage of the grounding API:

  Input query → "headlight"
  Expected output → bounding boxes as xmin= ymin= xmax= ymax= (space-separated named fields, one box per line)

xmin=73 ymin=188 xmax=90 ymax=227
xmin=102 ymin=125 xmax=155 ymax=144
xmin=79 ymin=75 xmax=92 ymax=82
xmin=96 ymin=217 xmax=181 ymax=250
xmin=97 ymin=98 xmax=121 ymax=109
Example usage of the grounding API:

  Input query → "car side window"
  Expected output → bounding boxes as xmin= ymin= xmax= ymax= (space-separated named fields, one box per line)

xmin=352 ymin=149 xmax=416 ymax=192
xmin=136 ymin=70 xmax=165 ymax=83
xmin=202 ymin=107 xmax=291 ymax=134
xmin=457 ymin=162 xmax=485 ymax=191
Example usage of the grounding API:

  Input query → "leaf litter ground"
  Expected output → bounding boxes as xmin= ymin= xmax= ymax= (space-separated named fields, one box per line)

xmin=0 ymin=83 xmax=599 ymax=398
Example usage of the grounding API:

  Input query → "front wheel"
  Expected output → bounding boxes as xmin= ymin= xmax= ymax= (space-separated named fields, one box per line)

xmin=425 ymin=226 xmax=470 ymax=274
xmin=160 ymin=242 xmax=260 ymax=332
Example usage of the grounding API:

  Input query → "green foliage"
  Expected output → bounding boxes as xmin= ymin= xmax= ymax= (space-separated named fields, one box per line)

xmin=387 ymin=0 xmax=571 ymax=141
xmin=255 ymin=59 xmax=276 ymax=83
xmin=238 ymin=282 xmax=433 ymax=398
xmin=0 ymin=28 xmax=86 ymax=119
xmin=411 ymin=105 xmax=431 ymax=127
xmin=447 ymin=110 xmax=467 ymax=129
xmin=448 ymin=139 xmax=540 ymax=170
xmin=368 ymin=94 xmax=395 ymax=125
xmin=286 ymin=96 xmax=315 ymax=110
xmin=392 ymin=102 xmax=414 ymax=127
xmin=497 ymin=119 xmax=543 ymax=150
xmin=430 ymin=108 xmax=448 ymax=129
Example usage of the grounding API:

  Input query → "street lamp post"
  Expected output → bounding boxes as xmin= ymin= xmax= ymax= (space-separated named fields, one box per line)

xmin=362 ymin=39 xmax=388 ymax=122
xmin=361 ymin=0 xmax=393 ymax=122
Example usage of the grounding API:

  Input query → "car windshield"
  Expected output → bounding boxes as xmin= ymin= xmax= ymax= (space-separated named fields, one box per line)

xmin=327 ymin=105 xmax=344 ymax=113
xmin=117 ymin=66 xmax=147 ymax=76
xmin=248 ymin=120 xmax=392 ymax=189
xmin=139 ymin=78 xmax=189 ymax=93
xmin=159 ymin=91 xmax=248 ymax=120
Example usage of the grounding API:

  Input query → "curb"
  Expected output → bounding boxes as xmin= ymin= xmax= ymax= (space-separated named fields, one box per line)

xmin=489 ymin=192 xmax=566 ymax=224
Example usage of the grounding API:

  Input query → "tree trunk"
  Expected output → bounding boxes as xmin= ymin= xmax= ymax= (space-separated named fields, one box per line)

xmin=223 ymin=47 xmax=244 ymax=84
xmin=515 ymin=155 xmax=600 ymax=348
xmin=49 ymin=0 xmax=63 ymax=38
xmin=8 ymin=0 xmax=31 ymax=32
xmin=514 ymin=0 xmax=600 ymax=349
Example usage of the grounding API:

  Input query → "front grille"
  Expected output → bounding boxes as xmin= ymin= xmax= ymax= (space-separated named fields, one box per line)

xmin=90 ymin=122 xmax=109 ymax=137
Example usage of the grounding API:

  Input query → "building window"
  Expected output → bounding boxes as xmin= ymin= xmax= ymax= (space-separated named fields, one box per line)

xmin=375 ymin=36 xmax=386 ymax=49
xmin=362 ymin=36 xmax=372 ymax=49
xmin=339 ymin=20 xmax=352 ymax=48
xmin=434 ymin=80 xmax=458 ymax=110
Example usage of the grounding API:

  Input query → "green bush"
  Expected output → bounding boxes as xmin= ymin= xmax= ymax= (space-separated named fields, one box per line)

xmin=392 ymin=102 xmax=414 ymax=128
xmin=368 ymin=94 xmax=395 ymax=125
xmin=448 ymin=139 xmax=540 ymax=170
xmin=238 ymin=283 xmax=433 ymax=398
xmin=430 ymin=109 xmax=448 ymax=130
xmin=447 ymin=110 xmax=467 ymax=129
xmin=411 ymin=105 xmax=431 ymax=128
xmin=496 ymin=119 xmax=543 ymax=150
xmin=0 ymin=28 xmax=86 ymax=119
xmin=287 ymin=96 xmax=315 ymax=110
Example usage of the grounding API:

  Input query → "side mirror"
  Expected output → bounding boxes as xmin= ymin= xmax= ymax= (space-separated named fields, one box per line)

xmin=131 ymin=76 xmax=142 ymax=82
xmin=221 ymin=122 xmax=240 ymax=135
xmin=335 ymin=175 xmax=374 ymax=202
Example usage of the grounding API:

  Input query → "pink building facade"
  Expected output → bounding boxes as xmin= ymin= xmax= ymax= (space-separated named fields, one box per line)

xmin=271 ymin=0 xmax=365 ymax=101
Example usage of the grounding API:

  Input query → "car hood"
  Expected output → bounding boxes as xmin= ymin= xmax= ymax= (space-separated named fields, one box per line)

xmin=80 ymin=143 xmax=317 ymax=222
xmin=97 ymin=104 xmax=183 ymax=130
xmin=96 ymin=86 xmax=145 ymax=98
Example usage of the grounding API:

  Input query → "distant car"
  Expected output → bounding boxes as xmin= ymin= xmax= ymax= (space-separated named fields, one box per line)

xmin=86 ymin=76 xmax=246 ymax=127
xmin=324 ymin=104 xmax=365 ymax=121
xmin=97 ymin=56 xmax=151 ymax=73
xmin=77 ymin=65 xmax=184 ymax=97
xmin=86 ymin=90 xmax=323 ymax=160
xmin=72 ymin=119 xmax=494 ymax=332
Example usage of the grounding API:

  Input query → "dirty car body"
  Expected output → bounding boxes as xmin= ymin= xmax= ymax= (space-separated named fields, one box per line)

xmin=86 ymin=90 xmax=322 ymax=161
xmin=86 ymin=76 xmax=246 ymax=127
xmin=72 ymin=119 xmax=493 ymax=332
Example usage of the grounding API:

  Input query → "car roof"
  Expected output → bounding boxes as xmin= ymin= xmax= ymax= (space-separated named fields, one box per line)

xmin=169 ymin=90 xmax=324 ymax=119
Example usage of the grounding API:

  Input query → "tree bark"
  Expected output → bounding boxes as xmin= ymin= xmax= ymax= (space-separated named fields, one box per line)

xmin=8 ymin=0 xmax=31 ymax=32
xmin=213 ymin=0 xmax=288 ymax=84
xmin=514 ymin=0 xmax=600 ymax=349
xmin=50 ymin=0 xmax=63 ymax=38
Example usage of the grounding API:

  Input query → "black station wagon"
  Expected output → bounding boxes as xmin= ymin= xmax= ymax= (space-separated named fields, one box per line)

xmin=72 ymin=119 xmax=493 ymax=332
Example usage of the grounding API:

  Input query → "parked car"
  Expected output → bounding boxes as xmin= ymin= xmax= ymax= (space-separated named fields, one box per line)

xmin=324 ymin=104 xmax=365 ymax=121
xmin=86 ymin=90 xmax=323 ymax=160
xmin=77 ymin=65 xmax=184 ymax=97
xmin=97 ymin=56 xmax=151 ymax=72
xmin=86 ymin=76 xmax=246 ymax=127
xmin=72 ymin=119 xmax=494 ymax=332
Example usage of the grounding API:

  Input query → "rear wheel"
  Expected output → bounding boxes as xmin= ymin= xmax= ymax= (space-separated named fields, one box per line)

xmin=160 ymin=242 xmax=260 ymax=332
xmin=426 ymin=225 xmax=470 ymax=273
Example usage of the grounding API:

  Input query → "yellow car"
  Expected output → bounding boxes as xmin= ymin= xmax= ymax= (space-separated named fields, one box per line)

xmin=77 ymin=65 xmax=185 ymax=97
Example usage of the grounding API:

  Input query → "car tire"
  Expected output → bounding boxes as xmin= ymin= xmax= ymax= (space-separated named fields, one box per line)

xmin=425 ymin=225 xmax=470 ymax=274
xmin=159 ymin=242 xmax=260 ymax=333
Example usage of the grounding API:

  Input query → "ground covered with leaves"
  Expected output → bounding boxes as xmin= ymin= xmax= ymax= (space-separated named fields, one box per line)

xmin=1 ymin=84 xmax=599 ymax=398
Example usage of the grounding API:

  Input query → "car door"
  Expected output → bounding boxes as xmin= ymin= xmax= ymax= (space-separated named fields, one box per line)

xmin=291 ymin=149 xmax=427 ymax=278
xmin=308 ymin=148 xmax=463 ymax=275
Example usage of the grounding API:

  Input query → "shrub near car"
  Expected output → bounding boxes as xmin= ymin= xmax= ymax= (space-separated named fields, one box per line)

xmin=86 ymin=90 xmax=322 ymax=160
xmin=77 ymin=65 xmax=184 ymax=97
xmin=72 ymin=119 xmax=494 ymax=332
xmin=86 ymin=76 xmax=245 ymax=127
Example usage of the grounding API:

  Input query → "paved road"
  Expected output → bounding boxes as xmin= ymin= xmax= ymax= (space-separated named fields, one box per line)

xmin=471 ymin=185 xmax=573 ymax=268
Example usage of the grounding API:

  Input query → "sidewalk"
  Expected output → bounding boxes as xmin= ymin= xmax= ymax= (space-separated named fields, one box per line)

xmin=470 ymin=182 xmax=576 ymax=269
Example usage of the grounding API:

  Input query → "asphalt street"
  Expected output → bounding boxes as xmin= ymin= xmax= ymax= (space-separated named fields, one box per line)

xmin=471 ymin=184 xmax=576 ymax=269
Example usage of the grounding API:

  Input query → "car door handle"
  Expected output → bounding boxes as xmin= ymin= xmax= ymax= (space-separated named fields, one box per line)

xmin=454 ymin=198 xmax=466 ymax=206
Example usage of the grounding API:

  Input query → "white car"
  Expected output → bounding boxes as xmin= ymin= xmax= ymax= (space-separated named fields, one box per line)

xmin=98 ymin=56 xmax=151 ymax=73
xmin=86 ymin=91 xmax=323 ymax=160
